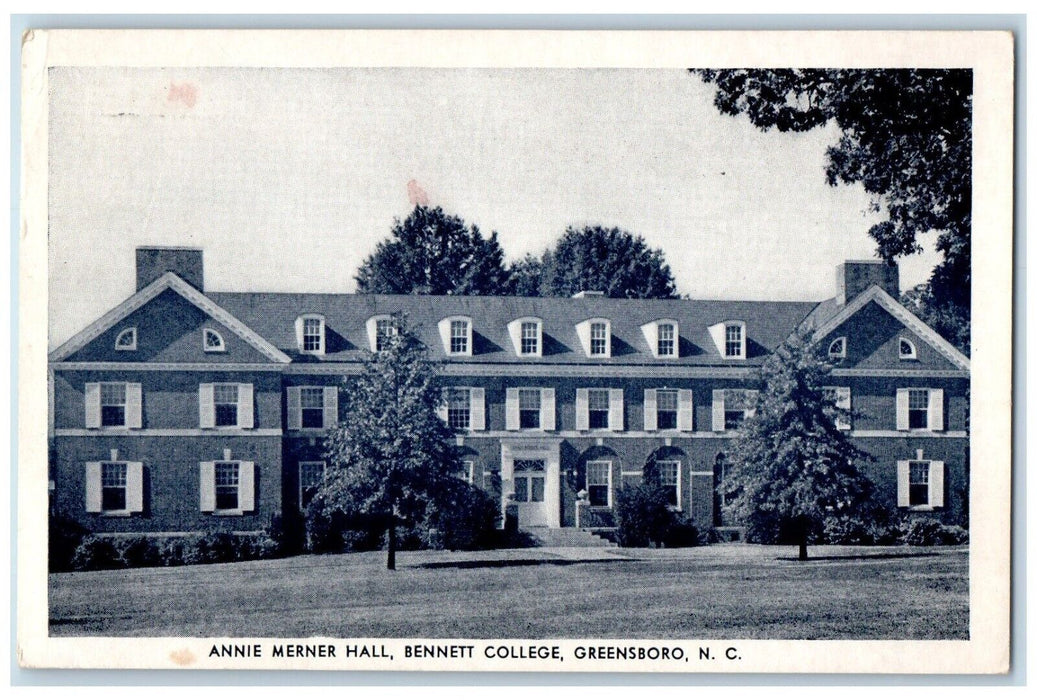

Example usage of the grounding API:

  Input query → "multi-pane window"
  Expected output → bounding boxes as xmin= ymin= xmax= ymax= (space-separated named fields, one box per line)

xmin=590 ymin=322 xmax=608 ymax=356
xmin=447 ymin=388 xmax=472 ymax=430
xmin=513 ymin=459 xmax=545 ymax=503
xmin=460 ymin=460 xmax=475 ymax=485
xmin=909 ymin=461 xmax=930 ymax=506
xmin=520 ymin=321 xmax=540 ymax=355
xmin=300 ymin=387 xmax=325 ymax=429
xmin=586 ymin=461 xmax=611 ymax=507
xmin=302 ymin=318 xmax=323 ymax=353
xmin=587 ymin=389 xmax=610 ymax=429
xmin=100 ymin=383 xmax=127 ymax=427
xmin=724 ymin=389 xmax=756 ymax=430
xmin=450 ymin=320 xmax=469 ymax=354
xmin=376 ymin=318 xmax=395 ymax=352
xmin=725 ymin=324 xmax=743 ymax=357
xmin=299 ymin=461 xmax=325 ymax=510
xmin=657 ymin=323 xmax=676 ymax=357
xmin=213 ymin=384 xmax=240 ymax=428
xmin=518 ymin=389 xmax=542 ymax=429
xmin=115 ymin=327 xmax=137 ymax=351
xmin=828 ymin=337 xmax=846 ymax=359
xmin=203 ymin=329 xmax=225 ymax=352
xmin=214 ymin=462 xmax=240 ymax=510
xmin=657 ymin=460 xmax=680 ymax=508
xmin=101 ymin=462 xmax=127 ymax=511
xmin=656 ymin=389 xmax=678 ymax=430
xmin=908 ymin=389 xmax=930 ymax=430
xmin=900 ymin=338 xmax=917 ymax=359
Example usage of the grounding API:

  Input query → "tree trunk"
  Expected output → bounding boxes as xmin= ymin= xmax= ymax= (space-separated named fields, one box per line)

xmin=387 ymin=524 xmax=396 ymax=571
xmin=798 ymin=538 xmax=808 ymax=561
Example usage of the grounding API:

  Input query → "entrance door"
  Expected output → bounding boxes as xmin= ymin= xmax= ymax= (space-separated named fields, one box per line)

xmin=513 ymin=459 xmax=548 ymax=526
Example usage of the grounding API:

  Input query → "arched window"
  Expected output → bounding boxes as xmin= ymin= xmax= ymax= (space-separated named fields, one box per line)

xmin=114 ymin=327 xmax=137 ymax=351
xmin=203 ymin=328 xmax=225 ymax=353
xmin=828 ymin=336 xmax=847 ymax=359
xmin=899 ymin=337 xmax=918 ymax=360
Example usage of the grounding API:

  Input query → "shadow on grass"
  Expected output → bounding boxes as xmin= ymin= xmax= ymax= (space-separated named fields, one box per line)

xmin=775 ymin=552 xmax=943 ymax=562
xmin=412 ymin=557 xmax=632 ymax=570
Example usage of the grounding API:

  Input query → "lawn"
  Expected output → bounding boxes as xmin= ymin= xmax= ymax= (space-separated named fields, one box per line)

xmin=48 ymin=544 xmax=968 ymax=639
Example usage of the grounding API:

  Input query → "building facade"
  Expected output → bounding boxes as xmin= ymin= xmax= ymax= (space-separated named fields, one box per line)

xmin=48 ymin=247 xmax=971 ymax=536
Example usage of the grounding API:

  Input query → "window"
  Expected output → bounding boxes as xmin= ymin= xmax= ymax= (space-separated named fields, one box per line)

xmin=712 ymin=389 xmax=758 ymax=431
xmin=447 ymin=388 xmax=472 ymax=430
xmin=296 ymin=315 xmax=326 ymax=355
xmin=909 ymin=461 xmax=930 ymax=506
xmin=586 ymin=460 xmax=611 ymax=507
xmin=459 ymin=460 xmax=476 ymax=485
xmin=450 ymin=320 xmax=469 ymax=354
xmin=896 ymin=388 xmax=943 ymax=432
xmin=520 ymin=321 xmax=540 ymax=355
xmin=115 ymin=327 xmax=137 ymax=351
xmin=899 ymin=337 xmax=917 ymax=360
xmin=299 ymin=461 xmax=325 ymax=510
xmin=213 ymin=384 xmax=239 ymax=428
xmin=657 ymin=460 xmax=680 ymax=508
xmin=590 ymin=322 xmax=608 ymax=356
xmin=908 ymin=389 xmax=929 ymax=430
xmin=101 ymin=462 xmax=128 ymax=511
xmin=657 ymin=323 xmax=676 ymax=357
xmin=203 ymin=329 xmax=225 ymax=352
xmin=724 ymin=324 xmax=743 ymax=358
xmin=214 ymin=462 xmax=240 ymax=510
xmin=897 ymin=459 xmax=944 ymax=509
xmin=588 ymin=389 xmax=610 ymax=429
xmin=519 ymin=389 xmax=541 ymax=429
xmin=513 ymin=459 xmax=545 ymax=503
xmin=300 ymin=387 xmax=325 ymax=429
xmin=100 ymin=383 xmax=127 ymax=427
xmin=376 ymin=318 xmax=395 ymax=352
xmin=828 ymin=337 xmax=846 ymax=359
xmin=620 ymin=471 xmax=643 ymax=490
xmin=656 ymin=389 xmax=678 ymax=430
xmin=823 ymin=386 xmax=852 ymax=430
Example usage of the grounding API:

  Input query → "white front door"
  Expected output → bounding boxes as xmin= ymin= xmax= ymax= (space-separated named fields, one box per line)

xmin=500 ymin=439 xmax=562 ymax=528
xmin=513 ymin=460 xmax=548 ymax=527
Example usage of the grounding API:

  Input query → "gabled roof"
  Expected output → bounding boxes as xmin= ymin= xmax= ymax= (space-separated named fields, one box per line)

xmin=49 ymin=273 xmax=291 ymax=364
xmin=807 ymin=285 xmax=970 ymax=371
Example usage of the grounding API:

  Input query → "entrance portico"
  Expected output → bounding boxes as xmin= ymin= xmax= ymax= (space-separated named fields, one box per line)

xmin=500 ymin=437 xmax=562 ymax=528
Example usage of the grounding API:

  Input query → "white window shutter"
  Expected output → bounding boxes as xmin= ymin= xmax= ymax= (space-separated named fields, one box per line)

xmin=609 ymin=389 xmax=624 ymax=432
xmin=677 ymin=389 xmax=694 ymax=432
xmin=126 ymin=462 xmax=144 ymax=512
xmin=239 ymin=462 xmax=256 ymax=511
xmin=643 ymin=389 xmax=657 ymax=431
xmin=286 ymin=387 xmax=302 ymax=430
xmin=199 ymin=462 xmax=216 ymax=511
xmin=470 ymin=388 xmax=486 ymax=431
xmin=575 ymin=389 xmax=590 ymax=431
xmin=541 ymin=388 xmax=556 ymax=431
xmin=437 ymin=388 xmax=449 ymax=423
xmin=507 ymin=321 xmax=522 ymax=356
xmin=85 ymin=462 xmax=102 ymax=512
xmin=505 ymin=388 xmax=519 ymax=431
xmin=895 ymin=389 xmax=910 ymax=431
xmin=575 ymin=322 xmax=592 ymax=357
xmin=84 ymin=383 xmax=101 ymax=429
xmin=294 ymin=316 xmax=305 ymax=350
xmin=199 ymin=384 xmax=215 ymax=428
xmin=125 ymin=383 xmax=143 ymax=429
xmin=323 ymin=386 xmax=339 ymax=429
xmin=836 ymin=387 xmax=852 ymax=430
xmin=896 ymin=461 xmax=911 ymax=507
xmin=929 ymin=461 xmax=945 ymax=508
xmin=745 ymin=391 xmax=758 ymax=418
xmin=238 ymin=383 xmax=254 ymax=429
xmin=712 ymin=390 xmax=726 ymax=432
xmin=928 ymin=389 xmax=944 ymax=431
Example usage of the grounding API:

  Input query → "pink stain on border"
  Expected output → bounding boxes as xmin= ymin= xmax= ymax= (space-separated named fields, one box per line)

xmin=407 ymin=179 xmax=429 ymax=206
xmin=168 ymin=82 xmax=198 ymax=108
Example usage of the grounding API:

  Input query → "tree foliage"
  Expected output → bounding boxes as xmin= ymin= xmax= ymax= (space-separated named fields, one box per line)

xmin=901 ymin=282 xmax=970 ymax=355
xmin=721 ymin=331 xmax=874 ymax=560
xmin=692 ymin=69 xmax=972 ymax=325
xmin=528 ymin=225 xmax=678 ymax=298
xmin=318 ymin=315 xmax=462 ymax=569
xmin=355 ymin=205 xmax=513 ymax=295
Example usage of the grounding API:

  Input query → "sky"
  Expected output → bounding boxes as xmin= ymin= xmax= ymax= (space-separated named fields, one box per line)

xmin=47 ymin=67 xmax=941 ymax=349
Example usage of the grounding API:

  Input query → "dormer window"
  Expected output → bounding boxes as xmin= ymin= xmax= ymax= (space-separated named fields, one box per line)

xmin=295 ymin=314 xmax=325 ymax=355
xmin=708 ymin=320 xmax=746 ymax=360
xmin=203 ymin=329 xmax=226 ymax=353
xmin=899 ymin=337 xmax=917 ymax=360
xmin=365 ymin=315 xmax=397 ymax=353
xmin=828 ymin=336 xmax=847 ymax=359
xmin=438 ymin=316 xmax=473 ymax=357
xmin=507 ymin=317 xmax=543 ymax=358
xmin=640 ymin=319 xmax=680 ymax=359
xmin=115 ymin=327 xmax=137 ymax=351
xmin=575 ymin=318 xmax=611 ymax=358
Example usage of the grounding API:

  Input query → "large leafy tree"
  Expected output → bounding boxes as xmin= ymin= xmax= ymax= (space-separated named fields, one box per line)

xmin=692 ymin=69 xmax=972 ymax=336
xmin=722 ymin=332 xmax=874 ymax=560
xmin=534 ymin=225 xmax=678 ymax=298
xmin=356 ymin=205 xmax=513 ymax=295
xmin=318 ymin=315 xmax=461 ymax=570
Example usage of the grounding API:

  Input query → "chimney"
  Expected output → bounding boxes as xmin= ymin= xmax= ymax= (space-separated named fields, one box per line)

xmin=836 ymin=260 xmax=899 ymax=305
xmin=572 ymin=290 xmax=605 ymax=299
xmin=136 ymin=247 xmax=204 ymax=292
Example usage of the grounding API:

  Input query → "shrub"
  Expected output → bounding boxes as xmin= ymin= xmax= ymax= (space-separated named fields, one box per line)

xmin=305 ymin=506 xmax=385 ymax=554
xmin=49 ymin=514 xmax=88 ymax=572
xmin=902 ymin=517 xmax=968 ymax=546
xmin=268 ymin=513 xmax=306 ymax=556
xmin=615 ymin=483 xmax=698 ymax=548
xmin=71 ymin=536 xmax=125 ymax=571
xmin=118 ymin=536 xmax=163 ymax=568
xmin=662 ymin=516 xmax=699 ymax=548
xmin=422 ymin=480 xmax=500 ymax=550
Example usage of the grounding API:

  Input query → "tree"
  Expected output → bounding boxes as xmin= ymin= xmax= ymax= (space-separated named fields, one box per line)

xmin=507 ymin=253 xmax=545 ymax=297
xmin=721 ymin=331 xmax=874 ymax=560
xmin=538 ymin=225 xmax=678 ymax=298
xmin=692 ymin=69 xmax=972 ymax=330
xmin=901 ymin=283 xmax=970 ymax=355
xmin=355 ymin=205 xmax=514 ymax=295
xmin=318 ymin=315 xmax=461 ymax=570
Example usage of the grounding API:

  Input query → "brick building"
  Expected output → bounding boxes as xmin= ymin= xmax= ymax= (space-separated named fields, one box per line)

xmin=48 ymin=247 xmax=970 ymax=537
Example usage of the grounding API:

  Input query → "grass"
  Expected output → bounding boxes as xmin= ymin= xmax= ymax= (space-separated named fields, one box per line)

xmin=48 ymin=544 xmax=968 ymax=639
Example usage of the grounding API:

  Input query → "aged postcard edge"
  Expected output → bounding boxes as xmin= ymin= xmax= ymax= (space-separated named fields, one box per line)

xmin=17 ymin=28 xmax=1014 ymax=674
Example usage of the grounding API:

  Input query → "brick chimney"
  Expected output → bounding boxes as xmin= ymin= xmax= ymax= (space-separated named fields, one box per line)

xmin=136 ymin=246 xmax=204 ymax=292
xmin=836 ymin=260 xmax=899 ymax=305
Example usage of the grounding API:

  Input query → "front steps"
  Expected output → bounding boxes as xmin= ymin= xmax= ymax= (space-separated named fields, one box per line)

xmin=523 ymin=527 xmax=618 ymax=548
